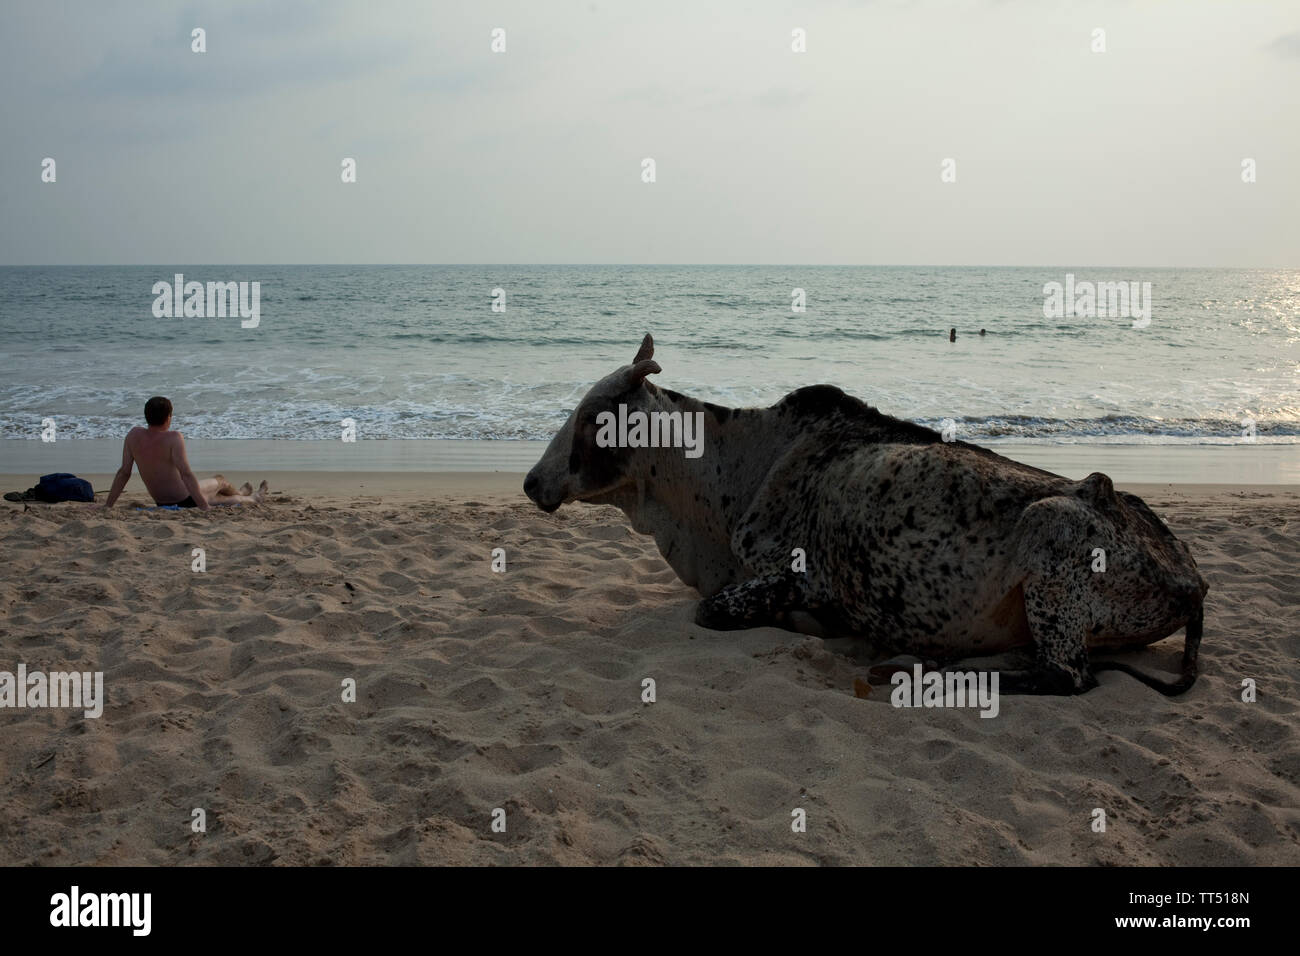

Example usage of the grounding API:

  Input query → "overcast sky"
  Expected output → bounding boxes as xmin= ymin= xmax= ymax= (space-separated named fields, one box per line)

xmin=1 ymin=0 xmax=1297 ymax=266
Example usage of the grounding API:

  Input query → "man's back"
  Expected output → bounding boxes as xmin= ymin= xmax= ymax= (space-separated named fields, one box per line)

xmin=126 ymin=426 xmax=190 ymax=504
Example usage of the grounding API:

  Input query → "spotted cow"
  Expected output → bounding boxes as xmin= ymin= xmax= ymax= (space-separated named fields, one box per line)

xmin=525 ymin=335 xmax=1208 ymax=696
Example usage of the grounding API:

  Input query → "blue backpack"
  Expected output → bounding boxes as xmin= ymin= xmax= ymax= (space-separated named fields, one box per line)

xmin=34 ymin=473 xmax=95 ymax=503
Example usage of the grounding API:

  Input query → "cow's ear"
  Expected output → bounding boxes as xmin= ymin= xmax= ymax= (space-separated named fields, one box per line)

xmin=633 ymin=333 xmax=654 ymax=364
xmin=622 ymin=359 xmax=660 ymax=391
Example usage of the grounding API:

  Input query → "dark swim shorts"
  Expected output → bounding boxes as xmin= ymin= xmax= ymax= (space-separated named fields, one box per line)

xmin=164 ymin=496 xmax=198 ymax=509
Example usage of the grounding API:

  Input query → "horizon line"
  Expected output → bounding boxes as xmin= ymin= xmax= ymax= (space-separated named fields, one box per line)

xmin=1 ymin=263 xmax=1295 ymax=270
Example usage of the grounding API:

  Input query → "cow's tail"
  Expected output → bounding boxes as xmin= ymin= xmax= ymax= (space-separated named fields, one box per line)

xmin=1092 ymin=604 xmax=1203 ymax=696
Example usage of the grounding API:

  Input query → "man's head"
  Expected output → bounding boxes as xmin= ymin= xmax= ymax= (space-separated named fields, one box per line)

xmin=524 ymin=334 xmax=660 ymax=512
xmin=144 ymin=396 xmax=173 ymax=428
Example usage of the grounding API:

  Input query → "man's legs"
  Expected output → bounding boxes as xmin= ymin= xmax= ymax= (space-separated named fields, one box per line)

xmin=201 ymin=477 xmax=268 ymax=506
xmin=199 ymin=475 xmax=239 ymax=498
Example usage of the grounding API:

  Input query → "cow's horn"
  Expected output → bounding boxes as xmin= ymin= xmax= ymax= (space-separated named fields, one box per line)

xmin=623 ymin=359 xmax=661 ymax=390
xmin=633 ymin=334 xmax=654 ymax=364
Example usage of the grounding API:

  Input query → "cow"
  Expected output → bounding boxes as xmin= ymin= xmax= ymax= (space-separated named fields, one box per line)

xmin=524 ymin=334 xmax=1208 ymax=696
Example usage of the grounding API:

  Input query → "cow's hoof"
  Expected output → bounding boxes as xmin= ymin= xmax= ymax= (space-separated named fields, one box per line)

xmin=694 ymin=598 xmax=747 ymax=631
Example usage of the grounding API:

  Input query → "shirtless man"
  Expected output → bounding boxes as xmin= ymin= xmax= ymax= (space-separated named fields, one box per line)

xmin=100 ymin=396 xmax=268 ymax=510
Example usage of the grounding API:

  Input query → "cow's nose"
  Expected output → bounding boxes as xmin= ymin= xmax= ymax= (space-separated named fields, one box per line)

xmin=523 ymin=474 xmax=540 ymax=499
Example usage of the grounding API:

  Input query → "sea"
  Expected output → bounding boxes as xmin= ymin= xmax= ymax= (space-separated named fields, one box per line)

xmin=1 ymin=265 xmax=1296 ymax=479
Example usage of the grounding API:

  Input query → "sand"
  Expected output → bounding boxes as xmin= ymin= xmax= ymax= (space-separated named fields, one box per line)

xmin=0 ymin=472 xmax=1297 ymax=865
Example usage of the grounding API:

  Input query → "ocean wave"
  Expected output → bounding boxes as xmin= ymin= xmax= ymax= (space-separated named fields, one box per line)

xmin=3 ymin=411 xmax=1295 ymax=443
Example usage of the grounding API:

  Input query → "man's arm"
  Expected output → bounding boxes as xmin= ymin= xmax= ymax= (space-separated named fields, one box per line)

xmin=171 ymin=433 xmax=210 ymax=510
xmin=101 ymin=435 xmax=135 ymax=508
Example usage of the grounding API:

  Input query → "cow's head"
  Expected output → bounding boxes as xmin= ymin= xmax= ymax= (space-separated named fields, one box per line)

xmin=524 ymin=333 xmax=660 ymax=512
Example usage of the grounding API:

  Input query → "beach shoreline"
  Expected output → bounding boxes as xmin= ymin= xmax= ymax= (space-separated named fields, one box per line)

xmin=3 ymin=469 xmax=1299 ymax=506
xmin=3 ymin=437 xmax=1299 ymax=486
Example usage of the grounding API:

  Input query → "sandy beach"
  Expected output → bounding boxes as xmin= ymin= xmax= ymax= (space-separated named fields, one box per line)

xmin=1 ymin=471 xmax=1296 ymax=865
